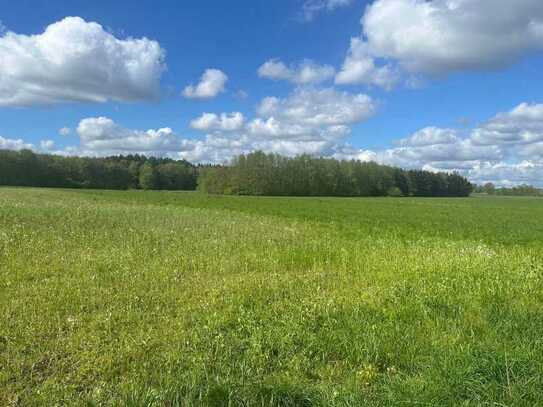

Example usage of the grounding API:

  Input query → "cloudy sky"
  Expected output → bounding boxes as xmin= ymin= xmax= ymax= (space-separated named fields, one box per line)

xmin=1 ymin=0 xmax=543 ymax=186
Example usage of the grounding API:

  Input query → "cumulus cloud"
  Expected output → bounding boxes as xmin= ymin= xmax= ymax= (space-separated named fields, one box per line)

xmin=517 ymin=142 xmax=543 ymax=160
xmin=178 ymin=134 xmax=251 ymax=163
xmin=366 ymin=127 xmax=507 ymax=173
xmin=467 ymin=161 xmax=543 ymax=187
xmin=258 ymin=59 xmax=335 ymax=85
xmin=246 ymin=118 xmax=350 ymax=142
xmin=386 ymin=103 xmax=543 ymax=178
xmin=76 ymin=117 xmax=183 ymax=154
xmin=471 ymin=103 xmax=543 ymax=146
xmin=183 ymin=69 xmax=228 ymax=99
xmin=337 ymin=0 xmax=543 ymax=87
xmin=176 ymin=135 xmax=335 ymax=163
xmin=256 ymin=87 xmax=376 ymax=127
xmin=59 ymin=127 xmax=71 ymax=137
xmin=397 ymin=127 xmax=459 ymax=147
xmin=0 ymin=136 xmax=34 ymax=151
xmin=190 ymin=112 xmax=245 ymax=132
xmin=3 ymin=86 xmax=375 ymax=163
xmin=301 ymin=0 xmax=354 ymax=21
xmin=380 ymin=140 xmax=503 ymax=167
xmin=0 ymin=17 xmax=165 ymax=107
xmin=184 ymin=87 xmax=377 ymax=161
xmin=335 ymin=38 xmax=399 ymax=89
xmin=331 ymin=144 xmax=378 ymax=162
xmin=40 ymin=140 xmax=55 ymax=151
xmin=337 ymin=102 xmax=543 ymax=186
xmin=68 ymin=115 xmax=336 ymax=163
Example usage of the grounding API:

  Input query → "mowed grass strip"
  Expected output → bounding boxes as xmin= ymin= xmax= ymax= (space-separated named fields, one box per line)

xmin=1 ymin=188 xmax=542 ymax=406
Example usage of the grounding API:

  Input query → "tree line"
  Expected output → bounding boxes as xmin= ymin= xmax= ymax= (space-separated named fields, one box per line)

xmin=198 ymin=151 xmax=474 ymax=197
xmin=0 ymin=149 xmax=197 ymax=190
xmin=474 ymin=182 xmax=543 ymax=197
xmin=0 ymin=149 xmax=474 ymax=196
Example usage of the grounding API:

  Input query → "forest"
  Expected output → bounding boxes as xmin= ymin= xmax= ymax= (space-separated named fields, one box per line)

xmin=198 ymin=151 xmax=474 ymax=197
xmin=0 ymin=149 xmax=197 ymax=191
xmin=1 ymin=149 xmax=475 ymax=197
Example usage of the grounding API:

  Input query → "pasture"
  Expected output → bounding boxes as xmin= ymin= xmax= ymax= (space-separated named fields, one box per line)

xmin=1 ymin=188 xmax=542 ymax=405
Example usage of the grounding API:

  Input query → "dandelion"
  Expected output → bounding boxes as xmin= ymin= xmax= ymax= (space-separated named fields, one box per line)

xmin=357 ymin=364 xmax=378 ymax=386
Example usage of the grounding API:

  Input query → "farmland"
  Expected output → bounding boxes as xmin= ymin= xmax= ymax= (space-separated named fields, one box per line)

xmin=1 ymin=187 xmax=543 ymax=405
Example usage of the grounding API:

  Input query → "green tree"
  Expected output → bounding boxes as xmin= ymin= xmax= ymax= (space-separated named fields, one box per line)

xmin=196 ymin=152 xmax=474 ymax=198
xmin=157 ymin=163 xmax=196 ymax=190
xmin=483 ymin=182 xmax=496 ymax=195
xmin=447 ymin=173 xmax=473 ymax=197
xmin=128 ymin=161 xmax=141 ymax=188
xmin=138 ymin=163 xmax=158 ymax=190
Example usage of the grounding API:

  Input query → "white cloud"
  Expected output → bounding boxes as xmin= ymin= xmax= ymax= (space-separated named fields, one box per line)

xmin=0 ymin=136 xmax=34 ymax=151
xmin=471 ymin=103 xmax=543 ymax=146
xmin=467 ymin=161 xmax=543 ymax=187
xmin=517 ymin=142 xmax=543 ymax=160
xmin=76 ymin=117 xmax=183 ymax=154
xmin=59 ymin=127 xmax=71 ymax=137
xmin=190 ymin=112 xmax=245 ymax=132
xmin=253 ymin=139 xmax=334 ymax=157
xmin=179 ymin=136 xmax=336 ymax=163
xmin=184 ymin=87 xmax=376 ymax=161
xmin=3 ymin=85 xmax=374 ymax=163
xmin=0 ymin=17 xmax=165 ymax=107
xmin=336 ymin=102 xmax=543 ymax=186
xmin=246 ymin=118 xmax=349 ymax=142
xmin=335 ymin=38 xmax=399 ymax=89
xmin=364 ymin=0 xmax=543 ymax=74
xmin=40 ymin=140 xmax=55 ymax=151
xmin=380 ymin=140 xmax=503 ymax=167
xmin=362 ymin=124 xmax=506 ymax=171
xmin=258 ymin=59 xmax=335 ymax=85
xmin=337 ymin=0 xmax=543 ymax=87
xmin=183 ymin=69 xmax=228 ymax=99
xmin=397 ymin=127 xmax=459 ymax=147
xmin=256 ymin=87 xmax=376 ymax=127
xmin=302 ymin=0 xmax=354 ymax=21
xmin=258 ymin=60 xmax=290 ymax=81
xmin=70 ymin=115 xmax=336 ymax=164
xmin=331 ymin=144 xmax=378 ymax=162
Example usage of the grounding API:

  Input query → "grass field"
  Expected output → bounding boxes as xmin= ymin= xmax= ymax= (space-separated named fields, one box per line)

xmin=1 ymin=188 xmax=543 ymax=406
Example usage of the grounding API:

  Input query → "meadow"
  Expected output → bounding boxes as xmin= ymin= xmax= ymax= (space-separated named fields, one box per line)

xmin=1 ymin=187 xmax=542 ymax=406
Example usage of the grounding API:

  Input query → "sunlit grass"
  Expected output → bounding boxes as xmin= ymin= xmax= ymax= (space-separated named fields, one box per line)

xmin=1 ymin=188 xmax=542 ymax=405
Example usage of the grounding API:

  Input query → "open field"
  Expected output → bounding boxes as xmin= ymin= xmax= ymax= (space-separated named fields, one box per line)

xmin=1 ymin=188 xmax=543 ymax=406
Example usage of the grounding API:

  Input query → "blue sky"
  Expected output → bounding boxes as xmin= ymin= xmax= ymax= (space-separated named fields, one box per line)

xmin=1 ymin=0 xmax=543 ymax=185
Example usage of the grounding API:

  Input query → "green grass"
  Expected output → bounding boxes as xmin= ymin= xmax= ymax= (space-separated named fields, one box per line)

xmin=1 ymin=188 xmax=542 ymax=406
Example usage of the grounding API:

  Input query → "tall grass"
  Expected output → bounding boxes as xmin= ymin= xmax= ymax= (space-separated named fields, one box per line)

xmin=1 ymin=188 xmax=542 ymax=405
